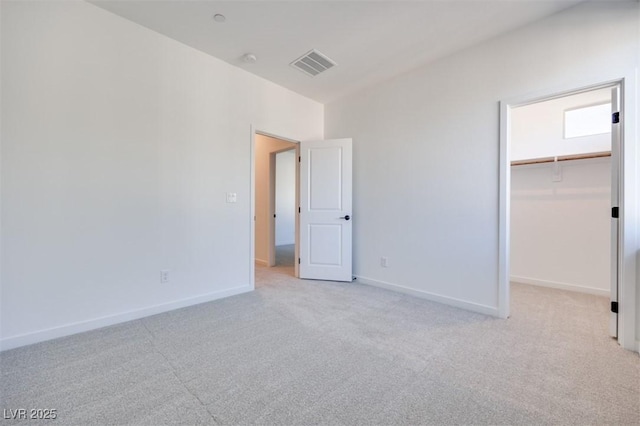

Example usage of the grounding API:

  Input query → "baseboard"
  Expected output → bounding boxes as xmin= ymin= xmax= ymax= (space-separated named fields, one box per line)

xmin=255 ymin=258 xmax=268 ymax=266
xmin=0 ymin=285 xmax=252 ymax=352
xmin=355 ymin=275 xmax=499 ymax=317
xmin=510 ymin=276 xmax=610 ymax=297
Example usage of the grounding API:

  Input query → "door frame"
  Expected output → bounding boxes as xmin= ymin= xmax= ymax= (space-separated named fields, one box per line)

xmin=499 ymin=77 xmax=638 ymax=351
xmin=250 ymin=127 xmax=300 ymax=290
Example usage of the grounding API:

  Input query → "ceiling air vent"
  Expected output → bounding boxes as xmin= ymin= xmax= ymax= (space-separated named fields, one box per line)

xmin=290 ymin=49 xmax=336 ymax=77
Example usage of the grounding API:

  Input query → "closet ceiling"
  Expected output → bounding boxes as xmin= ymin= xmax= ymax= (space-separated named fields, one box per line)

xmin=90 ymin=0 xmax=586 ymax=104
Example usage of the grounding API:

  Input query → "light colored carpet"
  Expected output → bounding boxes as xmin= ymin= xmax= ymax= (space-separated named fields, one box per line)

xmin=274 ymin=244 xmax=295 ymax=268
xmin=1 ymin=266 xmax=638 ymax=425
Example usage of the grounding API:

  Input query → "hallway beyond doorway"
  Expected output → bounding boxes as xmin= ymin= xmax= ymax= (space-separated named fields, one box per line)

xmin=275 ymin=244 xmax=295 ymax=267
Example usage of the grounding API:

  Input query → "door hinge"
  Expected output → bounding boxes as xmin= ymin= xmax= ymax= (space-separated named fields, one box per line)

xmin=274 ymin=214 xmax=276 ymax=218
xmin=612 ymin=112 xmax=619 ymax=124
xmin=298 ymin=258 xmax=301 ymax=264
xmin=612 ymin=207 xmax=619 ymax=218
xmin=299 ymin=156 xmax=301 ymax=162
xmin=611 ymin=301 xmax=618 ymax=313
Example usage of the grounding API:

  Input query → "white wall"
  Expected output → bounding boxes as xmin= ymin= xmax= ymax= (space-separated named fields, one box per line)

xmin=254 ymin=135 xmax=296 ymax=265
xmin=511 ymin=88 xmax=611 ymax=161
xmin=0 ymin=1 xmax=323 ymax=350
xmin=511 ymin=158 xmax=611 ymax=295
xmin=324 ymin=0 xmax=639 ymax=346
xmin=275 ymin=150 xmax=296 ymax=246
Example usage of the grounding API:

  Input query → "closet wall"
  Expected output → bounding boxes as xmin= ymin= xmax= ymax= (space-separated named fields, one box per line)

xmin=510 ymin=89 xmax=612 ymax=296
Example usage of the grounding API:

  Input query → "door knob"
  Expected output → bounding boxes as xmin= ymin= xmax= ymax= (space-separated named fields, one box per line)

xmin=340 ymin=215 xmax=351 ymax=221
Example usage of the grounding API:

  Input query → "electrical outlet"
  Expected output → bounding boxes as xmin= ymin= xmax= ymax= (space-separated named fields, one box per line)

xmin=380 ymin=257 xmax=388 ymax=268
xmin=160 ymin=270 xmax=170 ymax=283
xmin=226 ymin=192 xmax=237 ymax=203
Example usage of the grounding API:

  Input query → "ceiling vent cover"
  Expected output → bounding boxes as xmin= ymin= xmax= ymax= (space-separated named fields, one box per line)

xmin=290 ymin=49 xmax=336 ymax=77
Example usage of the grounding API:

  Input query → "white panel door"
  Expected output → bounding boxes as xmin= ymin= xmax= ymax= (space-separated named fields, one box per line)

xmin=299 ymin=138 xmax=352 ymax=282
xmin=609 ymin=86 xmax=621 ymax=337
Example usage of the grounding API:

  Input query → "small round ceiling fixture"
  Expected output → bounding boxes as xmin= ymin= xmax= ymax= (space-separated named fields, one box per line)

xmin=243 ymin=53 xmax=257 ymax=63
xmin=213 ymin=14 xmax=226 ymax=23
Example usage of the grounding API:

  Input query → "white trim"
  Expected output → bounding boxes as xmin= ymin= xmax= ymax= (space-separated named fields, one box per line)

xmin=0 ymin=285 xmax=252 ymax=352
xmin=356 ymin=276 xmax=499 ymax=317
xmin=498 ymin=100 xmax=511 ymax=319
xmin=618 ymin=71 xmax=638 ymax=353
xmin=511 ymin=276 xmax=610 ymax=298
xmin=250 ymin=126 xmax=256 ymax=291
xmin=294 ymin=143 xmax=300 ymax=279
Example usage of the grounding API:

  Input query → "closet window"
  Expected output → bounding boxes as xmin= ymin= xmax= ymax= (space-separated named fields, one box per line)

xmin=564 ymin=103 xmax=611 ymax=139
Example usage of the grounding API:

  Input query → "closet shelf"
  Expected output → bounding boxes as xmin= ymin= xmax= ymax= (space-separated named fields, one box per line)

xmin=511 ymin=151 xmax=611 ymax=166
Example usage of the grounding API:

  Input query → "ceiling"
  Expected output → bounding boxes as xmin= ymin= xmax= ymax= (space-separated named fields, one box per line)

xmin=90 ymin=0 xmax=586 ymax=104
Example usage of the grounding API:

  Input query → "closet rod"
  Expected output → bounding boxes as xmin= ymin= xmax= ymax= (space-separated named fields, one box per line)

xmin=511 ymin=151 xmax=611 ymax=166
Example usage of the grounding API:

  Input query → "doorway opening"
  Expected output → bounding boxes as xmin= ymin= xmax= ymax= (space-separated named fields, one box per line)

xmin=274 ymin=149 xmax=297 ymax=267
xmin=250 ymin=133 xmax=354 ymax=289
xmin=253 ymin=132 xmax=299 ymax=286
xmin=499 ymin=81 xmax=623 ymax=342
